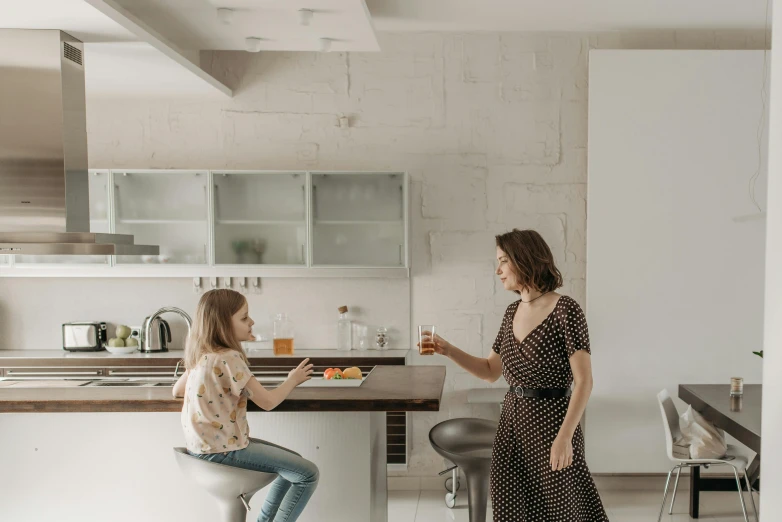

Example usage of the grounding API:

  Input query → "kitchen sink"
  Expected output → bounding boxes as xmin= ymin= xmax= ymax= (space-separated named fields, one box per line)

xmin=90 ymin=382 xmax=150 ymax=387
xmin=0 ymin=378 xmax=279 ymax=389
xmin=83 ymin=379 xmax=176 ymax=388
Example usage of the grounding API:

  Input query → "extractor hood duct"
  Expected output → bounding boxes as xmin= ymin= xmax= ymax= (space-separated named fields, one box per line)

xmin=0 ymin=30 xmax=159 ymax=256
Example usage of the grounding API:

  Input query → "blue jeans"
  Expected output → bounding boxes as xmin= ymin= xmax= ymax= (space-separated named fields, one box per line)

xmin=190 ymin=438 xmax=319 ymax=522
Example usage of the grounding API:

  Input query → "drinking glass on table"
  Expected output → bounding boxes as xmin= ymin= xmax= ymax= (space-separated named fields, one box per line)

xmin=418 ymin=325 xmax=436 ymax=355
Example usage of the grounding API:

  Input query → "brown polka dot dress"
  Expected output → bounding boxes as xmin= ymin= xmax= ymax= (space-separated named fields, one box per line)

xmin=490 ymin=295 xmax=608 ymax=522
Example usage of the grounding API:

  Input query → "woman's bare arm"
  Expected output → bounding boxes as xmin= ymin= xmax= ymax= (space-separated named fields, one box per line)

xmin=430 ymin=335 xmax=503 ymax=383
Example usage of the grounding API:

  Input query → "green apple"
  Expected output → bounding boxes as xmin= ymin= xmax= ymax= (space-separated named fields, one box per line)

xmin=115 ymin=325 xmax=131 ymax=339
xmin=108 ymin=337 xmax=125 ymax=348
xmin=124 ymin=337 xmax=139 ymax=348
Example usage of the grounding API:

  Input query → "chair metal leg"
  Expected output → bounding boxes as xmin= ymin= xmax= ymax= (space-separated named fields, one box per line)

xmin=658 ymin=467 xmax=676 ymax=522
xmin=669 ymin=466 xmax=682 ymax=514
xmin=730 ymin=466 xmax=750 ymax=522
xmin=743 ymin=471 xmax=759 ymax=522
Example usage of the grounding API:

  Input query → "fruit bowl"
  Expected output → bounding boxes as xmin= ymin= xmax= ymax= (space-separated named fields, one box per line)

xmin=106 ymin=345 xmax=138 ymax=355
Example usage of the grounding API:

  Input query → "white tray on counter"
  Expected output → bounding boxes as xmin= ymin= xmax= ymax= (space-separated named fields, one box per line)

xmin=297 ymin=366 xmax=374 ymax=387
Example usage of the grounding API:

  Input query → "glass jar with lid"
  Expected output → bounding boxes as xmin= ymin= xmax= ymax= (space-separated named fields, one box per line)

xmin=273 ymin=313 xmax=294 ymax=356
xmin=375 ymin=327 xmax=389 ymax=350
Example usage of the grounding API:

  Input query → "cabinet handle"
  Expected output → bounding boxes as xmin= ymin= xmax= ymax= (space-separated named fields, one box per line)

xmin=108 ymin=370 xmax=174 ymax=377
xmin=113 ymin=184 xmax=121 ymax=224
xmin=399 ymin=244 xmax=403 ymax=265
xmin=6 ymin=370 xmax=101 ymax=376
xmin=301 ymin=244 xmax=304 ymax=264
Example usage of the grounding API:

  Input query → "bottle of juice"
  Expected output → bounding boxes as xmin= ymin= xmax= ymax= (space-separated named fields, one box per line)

xmin=273 ymin=313 xmax=294 ymax=356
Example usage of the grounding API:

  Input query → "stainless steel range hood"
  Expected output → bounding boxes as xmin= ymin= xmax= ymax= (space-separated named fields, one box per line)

xmin=0 ymin=30 xmax=158 ymax=256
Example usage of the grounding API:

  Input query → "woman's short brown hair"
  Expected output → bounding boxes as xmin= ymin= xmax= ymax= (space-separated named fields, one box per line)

xmin=495 ymin=229 xmax=563 ymax=294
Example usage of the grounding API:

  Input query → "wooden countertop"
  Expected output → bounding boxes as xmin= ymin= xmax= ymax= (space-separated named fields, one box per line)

xmin=0 ymin=349 xmax=409 ymax=367
xmin=0 ymin=365 xmax=445 ymax=413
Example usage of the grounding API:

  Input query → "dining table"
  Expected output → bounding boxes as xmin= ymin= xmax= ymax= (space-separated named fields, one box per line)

xmin=679 ymin=384 xmax=761 ymax=519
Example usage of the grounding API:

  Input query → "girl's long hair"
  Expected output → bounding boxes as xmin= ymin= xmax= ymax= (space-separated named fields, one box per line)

xmin=185 ymin=289 xmax=250 ymax=370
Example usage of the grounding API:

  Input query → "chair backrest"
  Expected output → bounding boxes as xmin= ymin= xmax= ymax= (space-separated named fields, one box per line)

xmin=657 ymin=389 xmax=682 ymax=460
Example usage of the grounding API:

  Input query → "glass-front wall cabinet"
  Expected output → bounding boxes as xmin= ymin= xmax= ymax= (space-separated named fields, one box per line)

xmin=15 ymin=170 xmax=111 ymax=265
xmin=3 ymin=170 xmax=407 ymax=274
xmin=113 ymin=170 xmax=209 ymax=265
xmin=213 ymin=172 xmax=306 ymax=265
xmin=311 ymin=173 xmax=405 ymax=267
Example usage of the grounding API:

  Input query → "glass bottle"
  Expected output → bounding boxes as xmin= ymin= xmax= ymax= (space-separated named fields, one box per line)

xmin=375 ymin=327 xmax=388 ymax=350
xmin=273 ymin=313 xmax=294 ymax=356
xmin=337 ymin=306 xmax=352 ymax=352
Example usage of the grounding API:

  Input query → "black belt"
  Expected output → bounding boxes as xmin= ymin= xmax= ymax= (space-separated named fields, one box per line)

xmin=509 ymin=386 xmax=571 ymax=399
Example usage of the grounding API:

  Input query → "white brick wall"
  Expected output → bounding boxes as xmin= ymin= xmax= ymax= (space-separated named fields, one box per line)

xmin=18 ymin=30 xmax=765 ymax=478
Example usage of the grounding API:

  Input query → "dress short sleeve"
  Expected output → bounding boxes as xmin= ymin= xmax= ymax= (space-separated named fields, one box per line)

xmin=221 ymin=353 xmax=252 ymax=396
xmin=559 ymin=297 xmax=591 ymax=358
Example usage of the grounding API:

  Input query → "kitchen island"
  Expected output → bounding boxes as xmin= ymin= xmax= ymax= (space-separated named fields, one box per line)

xmin=0 ymin=356 xmax=444 ymax=522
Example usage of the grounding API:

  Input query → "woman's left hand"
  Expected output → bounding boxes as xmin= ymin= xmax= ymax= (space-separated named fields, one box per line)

xmin=550 ymin=434 xmax=574 ymax=471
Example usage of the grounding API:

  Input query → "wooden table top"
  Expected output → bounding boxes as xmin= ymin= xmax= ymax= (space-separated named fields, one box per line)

xmin=0 ymin=365 xmax=446 ymax=414
xmin=679 ymin=384 xmax=761 ymax=453
xmin=0 ymin=349 xmax=410 ymax=368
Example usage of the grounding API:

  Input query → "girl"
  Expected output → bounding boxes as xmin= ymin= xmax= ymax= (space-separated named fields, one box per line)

xmin=173 ymin=289 xmax=318 ymax=522
xmin=426 ymin=229 xmax=608 ymax=521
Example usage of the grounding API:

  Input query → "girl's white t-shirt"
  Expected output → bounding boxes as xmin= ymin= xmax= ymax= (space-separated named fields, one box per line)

xmin=181 ymin=351 xmax=252 ymax=454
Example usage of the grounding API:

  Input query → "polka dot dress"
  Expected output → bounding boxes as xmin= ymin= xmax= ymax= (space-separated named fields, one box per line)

xmin=490 ymin=295 xmax=609 ymax=522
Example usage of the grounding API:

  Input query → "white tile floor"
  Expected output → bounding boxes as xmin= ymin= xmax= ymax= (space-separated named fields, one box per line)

xmin=388 ymin=488 xmax=760 ymax=522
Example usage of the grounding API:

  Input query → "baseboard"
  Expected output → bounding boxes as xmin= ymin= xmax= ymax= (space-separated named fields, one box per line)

xmin=391 ymin=473 xmax=746 ymax=493
xmin=593 ymin=472 xmax=749 ymax=492
xmin=388 ymin=472 xmax=465 ymax=491
xmin=388 ymin=477 xmax=422 ymax=491
xmin=594 ymin=474 xmax=677 ymax=492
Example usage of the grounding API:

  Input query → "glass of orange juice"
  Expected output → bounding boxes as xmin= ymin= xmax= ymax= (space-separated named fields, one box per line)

xmin=418 ymin=325 xmax=436 ymax=355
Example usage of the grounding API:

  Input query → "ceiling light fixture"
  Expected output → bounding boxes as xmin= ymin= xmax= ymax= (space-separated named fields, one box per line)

xmin=217 ymin=8 xmax=234 ymax=25
xmin=299 ymin=9 xmax=314 ymax=26
xmin=319 ymin=38 xmax=332 ymax=53
xmin=245 ymin=37 xmax=262 ymax=53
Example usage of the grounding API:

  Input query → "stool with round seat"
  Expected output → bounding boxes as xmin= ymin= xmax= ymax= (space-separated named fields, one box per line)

xmin=173 ymin=447 xmax=277 ymax=522
xmin=429 ymin=418 xmax=497 ymax=522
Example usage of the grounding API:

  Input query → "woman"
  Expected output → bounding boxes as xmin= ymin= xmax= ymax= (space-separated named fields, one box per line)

xmin=428 ymin=229 xmax=608 ymax=521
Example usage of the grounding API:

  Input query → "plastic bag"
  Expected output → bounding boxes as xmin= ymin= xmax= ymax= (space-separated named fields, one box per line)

xmin=679 ymin=406 xmax=727 ymax=459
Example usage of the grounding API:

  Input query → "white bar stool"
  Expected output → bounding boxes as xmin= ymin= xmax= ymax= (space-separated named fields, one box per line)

xmin=173 ymin=447 xmax=277 ymax=522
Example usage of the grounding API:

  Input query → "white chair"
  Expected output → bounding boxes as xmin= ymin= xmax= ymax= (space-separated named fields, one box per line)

xmin=173 ymin=447 xmax=277 ymax=522
xmin=656 ymin=390 xmax=758 ymax=522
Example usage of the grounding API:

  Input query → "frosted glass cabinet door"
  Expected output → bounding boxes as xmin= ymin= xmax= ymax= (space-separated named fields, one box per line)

xmin=15 ymin=170 xmax=111 ymax=265
xmin=113 ymin=170 xmax=208 ymax=265
xmin=213 ymin=172 xmax=307 ymax=265
xmin=311 ymin=173 xmax=405 ymax=267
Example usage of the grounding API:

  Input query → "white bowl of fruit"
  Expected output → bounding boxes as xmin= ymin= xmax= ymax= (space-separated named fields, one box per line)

xmin=106 ymin=325 xmax=138 ymax=354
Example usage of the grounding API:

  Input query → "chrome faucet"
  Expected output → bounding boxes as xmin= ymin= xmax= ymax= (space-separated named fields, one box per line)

xmin=141 ymin=307 xmax=192 ymax=353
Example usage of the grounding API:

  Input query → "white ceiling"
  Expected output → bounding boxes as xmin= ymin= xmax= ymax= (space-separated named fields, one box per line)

xmin=0 ymin=0 xmax=770 ymax=96
xmin=84 ymin=42 xmax=225 ymax=99
xmin=366 ymin=0 xmax=771 ymax=32
xmin=0 ymin=0 xmax=771 ymax=46
xmin=113 ymin=0 xmax=380 ymax=52
xmin=0 ymin=0 xmax=135 ymax=42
